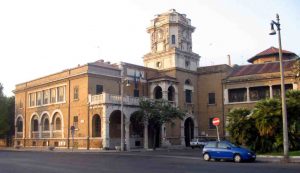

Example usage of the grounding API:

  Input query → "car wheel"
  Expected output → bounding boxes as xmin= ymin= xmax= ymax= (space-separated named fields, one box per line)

xmin=234 ymin=154 xmax=242 ymax=163
xmin=191 ymin=146 xmax=194 ymax=149
xmin=203 ymin=153 xmax=210 ymax=161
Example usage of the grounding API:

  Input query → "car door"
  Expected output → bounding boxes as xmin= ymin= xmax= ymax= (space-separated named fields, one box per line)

xmin=205 ymin=141 xmax=218 ymax=158
xmin=216 ymin=142 xmax=234 ymax=159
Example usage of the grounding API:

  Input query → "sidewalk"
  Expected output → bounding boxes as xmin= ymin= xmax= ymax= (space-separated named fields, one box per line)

xmin=1 ymin=147 xmax=300 ymax=163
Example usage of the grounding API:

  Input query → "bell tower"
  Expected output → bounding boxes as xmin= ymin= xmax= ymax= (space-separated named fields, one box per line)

xmin=143 ymin=9 xmax=200 ymax=71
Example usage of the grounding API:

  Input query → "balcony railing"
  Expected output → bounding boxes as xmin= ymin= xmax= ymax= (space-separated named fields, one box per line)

xmin=90 ymin=93 xmax=143 ymax=106
xmin=89 ymin=93 xmax=177 ymax=107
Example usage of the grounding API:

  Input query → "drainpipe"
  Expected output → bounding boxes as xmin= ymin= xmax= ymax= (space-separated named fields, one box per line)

xmin=67 ymin=70 xmax=71 ymax=149
xmin=24 ymin=84 xmax=27 ymax=147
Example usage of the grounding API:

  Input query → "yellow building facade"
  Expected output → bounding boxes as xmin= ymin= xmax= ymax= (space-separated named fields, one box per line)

xmin=14 ymin=9 xmax=300 ymax=150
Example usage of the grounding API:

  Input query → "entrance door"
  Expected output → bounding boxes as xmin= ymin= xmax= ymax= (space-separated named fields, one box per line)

xmin=184 ymin=117 xmax=194 ymax=146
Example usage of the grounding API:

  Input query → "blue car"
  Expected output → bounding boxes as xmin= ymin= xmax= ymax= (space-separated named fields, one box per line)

xmin=202 ymin=141 xmax=256 ymax=163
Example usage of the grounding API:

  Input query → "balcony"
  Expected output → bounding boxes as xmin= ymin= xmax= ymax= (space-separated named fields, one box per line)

xmin=89 ymin=93 xmax=142 ymax=106
xmin=89 ymin=93 xmax=176 ymax=107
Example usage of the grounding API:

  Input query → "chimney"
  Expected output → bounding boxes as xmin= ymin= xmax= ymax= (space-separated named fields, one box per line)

xmin=227 ymin=55 xmax=231 ymax=66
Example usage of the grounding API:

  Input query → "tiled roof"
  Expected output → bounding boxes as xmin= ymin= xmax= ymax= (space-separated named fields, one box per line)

xmin=228 ymin=59 xmax=297 ymax=77
xmin=248 ymin=47 xmax=295 ymax=63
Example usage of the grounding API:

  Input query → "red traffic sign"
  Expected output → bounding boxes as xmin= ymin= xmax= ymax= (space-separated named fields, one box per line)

xmin=212 ymin=117 xmax=220 ymax=126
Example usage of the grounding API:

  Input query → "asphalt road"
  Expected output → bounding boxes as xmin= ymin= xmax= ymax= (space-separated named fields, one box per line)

xmin=0 ymin=149 xmax=299 ymax=173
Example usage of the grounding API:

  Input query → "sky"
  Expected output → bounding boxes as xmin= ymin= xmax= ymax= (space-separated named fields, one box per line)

xmin=0 ymin=0 xmax=299 ymax=96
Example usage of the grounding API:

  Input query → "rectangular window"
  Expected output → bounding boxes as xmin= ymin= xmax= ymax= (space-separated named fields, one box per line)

xmin=36 ymin=91 xmax=42 ymax=106
xmin=228 ymin=88 xmax=247 ymax=103
xmin=74 ymin=86 xmax=79 ymax=100
xmin=43 ymin=90 xmax=50 ymax=105
xmin=96 ymin=85 xmax=103 ymax=94
xmin=272 ymin=84 xmax=293 ymax=98
xmin=51 ymin=88 xmax=56 ymax=103
xmin=171 ymin=35 xmax=176 ymax=44
xmin=208 ymin=93 xmax=215 ymax=104
xmin=249 ymin=86 xmax=270 ymax=101
xmin=185 ymin=89 xmax=192 ymax=103
xmin=209 ymin=117 xmax=216 ymax=129
xmin=134 ymin=89 xmax=139 ymax=97
xmin=73 ymin=116 xmax=78 ymax=129
xmin=57 ymin=86 xmax=65 ymax=102
xmin=29 ymin=93 xmax=36 ymax=107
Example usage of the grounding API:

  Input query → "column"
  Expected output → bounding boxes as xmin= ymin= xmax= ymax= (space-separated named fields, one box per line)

xmin=50 ymin=123 xmax=53 ymax=138
xmin=224 ymin=89 xmax=229 ymax=104
xmin=125 ymin=117 xmax=130 ymax=151
xmin=143 ymin=121 xmax=148 ymax=149
xmin=246 ymin=87 xmax=250 ymax=102
xmin=39 ymin=124 xmax=42 ymax=138
xmin=180 ymin=121 xmax=185 ymax=146
xmin=293 ymin=83 xmax=298 ymax=90
xmin=269 ymin=85 xmax=273 ymax=99
xmin=162 ymin=91 xmax=168 ymax=100
xmin=102 ymin=117 xmax=110 ymax=149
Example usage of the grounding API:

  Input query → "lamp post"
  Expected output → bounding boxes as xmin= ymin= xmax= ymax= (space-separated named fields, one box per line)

xmin=269 ymin=14 xmax=289 ymax=161
xmin=120 ymin=63 xmax=130 ymax=151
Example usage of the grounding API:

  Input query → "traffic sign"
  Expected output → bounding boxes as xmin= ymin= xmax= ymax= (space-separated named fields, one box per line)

xmin=212 ymin=117 xmax=220 ymax=126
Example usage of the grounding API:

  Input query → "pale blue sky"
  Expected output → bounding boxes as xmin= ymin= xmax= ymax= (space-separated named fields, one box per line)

xmin=0 ymin=0 xmax=299 ymax=96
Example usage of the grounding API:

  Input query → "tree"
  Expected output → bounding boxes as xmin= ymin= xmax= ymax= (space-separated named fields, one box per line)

xmin=0 ymin=83 xmax=15 ymax=146
xmin=292 ymin=59 xmax=300 ymax=81
xmin=227 ymin=90 xmax=300 ymax=153
xmin=138 ymin=99 xmax=185 ymax=149
xmin=226 ymin=108 xmax=258 ymax=150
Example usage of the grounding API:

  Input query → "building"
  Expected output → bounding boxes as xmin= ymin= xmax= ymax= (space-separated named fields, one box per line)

xmin=14 ymin=9 xmax=300 ymax=150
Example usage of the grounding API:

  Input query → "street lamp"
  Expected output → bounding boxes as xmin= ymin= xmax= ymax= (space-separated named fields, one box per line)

xmin=269 ymin=14 xmax=289 ymax=161
xmin=120 ymin=63 xmax=130 ymax=151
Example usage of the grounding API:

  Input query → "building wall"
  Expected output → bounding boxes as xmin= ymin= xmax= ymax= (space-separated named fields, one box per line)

xmin=197 ymin=65 xmax=231 ymax=138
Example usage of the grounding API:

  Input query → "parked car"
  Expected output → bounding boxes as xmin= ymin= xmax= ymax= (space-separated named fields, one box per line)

xmin=202 ymin=141 xmax=256 ymax=163
xmin=190 ymin=138 xmax=207 ymax=149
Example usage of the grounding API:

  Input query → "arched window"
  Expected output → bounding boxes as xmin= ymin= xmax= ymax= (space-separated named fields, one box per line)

xmin=168 ymin=86 xmax=175 ymax=101
xmin=55 ymin=117 xmax=61 ymax=130
xmin=92 ymin=115 xmax=101 ymax=137
xmin=16 ymin=117 xmax=23 ymax=132
xmin=32 ymin=118 xmax=39 ymax=132
xmin=154 ymin=86 xmax=162 ymax=99
xmin=43 ymin=118 xmax=49 ymax=131
xmin=185 ymin=79 xmax=191 ymax=85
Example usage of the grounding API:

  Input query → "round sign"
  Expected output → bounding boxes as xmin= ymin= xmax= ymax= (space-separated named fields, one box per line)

xmin=212 ymin=117 xmax=220 ymax=126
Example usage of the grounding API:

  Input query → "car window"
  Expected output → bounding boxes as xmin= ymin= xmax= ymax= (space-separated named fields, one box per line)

xmin=206 ymin=142 xmax=217 ymax=147
xmin=218 ymin=142 xmax=230 ymax=149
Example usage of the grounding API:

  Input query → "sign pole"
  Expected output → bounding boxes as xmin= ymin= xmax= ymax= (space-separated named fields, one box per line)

xmin=216 ymin=126 xmax=220 ymax=141
xmin=212 ymin=117 xmax=220 ymax=141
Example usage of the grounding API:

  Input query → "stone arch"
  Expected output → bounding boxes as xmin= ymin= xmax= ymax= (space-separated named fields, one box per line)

xmin=109 ymin=110 xmax=126 ymax=148
xmin=129 ymin=111 xmax=144 ymax=148
xmin=185 ymin=79 xmax=192 ymax=85
xmin=168 ymin=85 xmax=175 ymax=101
xmin=184 ymin=117 xmax=194 ymax=146
xmin=40 ymin=112 xmax=50 ymax=131
xmin=15 ymin=114 xmax=24 ymax=131
xmin=153 ymin=85 xmax=163 ymax=99
xmin=15 ymin=115 xmax=24 ymax=137
xmin=29 ymin=113 xmax=39 ymax=138
xmin=51 ymin=110 xmax=64 ymax=138
xmin=181 ymin=114 xmax=199 ymax=146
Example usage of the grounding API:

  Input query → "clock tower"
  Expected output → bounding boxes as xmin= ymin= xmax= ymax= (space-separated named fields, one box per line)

xmin=143 ymin=9 xmax=200 ymax=71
